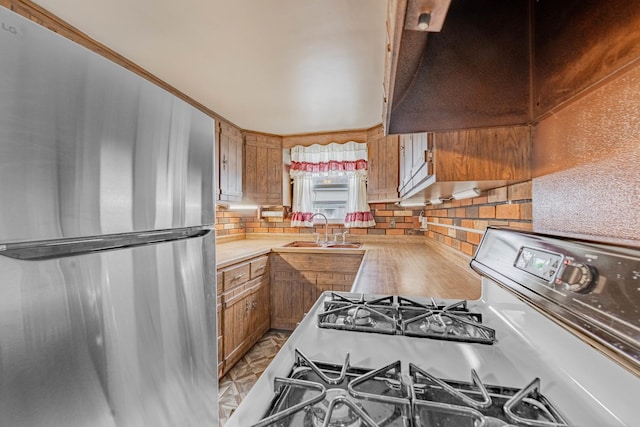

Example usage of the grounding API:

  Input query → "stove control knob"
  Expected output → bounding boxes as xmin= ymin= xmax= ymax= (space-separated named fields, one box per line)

xmin=557 ymin=262 xmax=598 ymax=293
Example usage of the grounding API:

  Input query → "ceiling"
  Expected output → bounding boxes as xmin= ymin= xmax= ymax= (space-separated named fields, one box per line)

xmin=32 ymin=0 xmax=387 ymax=135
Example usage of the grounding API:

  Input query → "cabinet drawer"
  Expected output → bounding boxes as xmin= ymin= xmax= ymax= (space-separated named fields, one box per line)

xmin=222 ymin=262 xmax=251 ymax=291
xmin=250 ymin=256 xmax=268 ymax=279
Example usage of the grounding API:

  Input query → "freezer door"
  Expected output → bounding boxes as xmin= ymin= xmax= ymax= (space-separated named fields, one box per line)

xmin=0 ymin=8 xmax=214 ymax=242
xmin=0 ymin=232 xmax=218 ymax=426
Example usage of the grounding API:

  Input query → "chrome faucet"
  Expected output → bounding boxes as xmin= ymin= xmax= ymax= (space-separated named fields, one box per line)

xmin=310 ymin=213 xmax=329 ymax=244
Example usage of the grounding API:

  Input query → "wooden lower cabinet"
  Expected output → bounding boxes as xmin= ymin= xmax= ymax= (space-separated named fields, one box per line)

xmin=217 ymin=251 xmax=363 ymax=376
xmin=270 ymin=252 xmax=364 ymax=330
xmin=218 ymin=255 xmax=270 ymax=377
xmin=271 ymin=270 xmax=317 ymax=331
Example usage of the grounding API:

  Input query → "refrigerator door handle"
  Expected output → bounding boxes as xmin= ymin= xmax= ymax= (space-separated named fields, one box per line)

xmin=0 ymin=226 xmax=212 ymax=261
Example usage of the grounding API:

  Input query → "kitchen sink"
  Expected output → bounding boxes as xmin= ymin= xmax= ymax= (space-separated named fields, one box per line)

xmin=283 ymin=241 xmax=362 ymax=249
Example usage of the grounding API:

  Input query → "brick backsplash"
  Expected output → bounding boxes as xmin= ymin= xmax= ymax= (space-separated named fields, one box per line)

xmin=215 ymin=203 xmax=424 ymax=238
xmin=424 ymin=181 xmax=533 ymax=256
xmin=215 ymin=180 xmax=533 ymax=256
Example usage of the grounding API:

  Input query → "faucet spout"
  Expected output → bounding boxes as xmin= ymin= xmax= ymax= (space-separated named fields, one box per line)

xmin=310 ymin=213 xmax=329 ymax=244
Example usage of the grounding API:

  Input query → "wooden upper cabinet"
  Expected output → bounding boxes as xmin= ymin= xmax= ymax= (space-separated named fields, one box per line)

xmin=399 ymin=132 xmax=431 ymax=198
xmin=433 ymin=126 xmax=530 ymax=182
xmin=400 ymin=125 xmax=531 ymax=200
xmin=366 ymin=126 xmax=399 ymax=202
xmin=218 ymin=121 xmax=243 ymax=202
xmin=243 ymin=132 xmax=283 ymax=205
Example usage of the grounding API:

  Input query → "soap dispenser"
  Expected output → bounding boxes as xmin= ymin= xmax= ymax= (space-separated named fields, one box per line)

xmin=418 ymin=210 xmax=428 ymax=230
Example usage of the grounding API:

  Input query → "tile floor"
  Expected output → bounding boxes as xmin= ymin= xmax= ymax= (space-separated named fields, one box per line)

xmin=218 ymin=330 xmax=291 ymax=426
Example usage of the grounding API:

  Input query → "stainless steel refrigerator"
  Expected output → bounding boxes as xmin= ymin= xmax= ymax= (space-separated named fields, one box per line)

xmin=0 ymin=7 xmax=218 ymax=426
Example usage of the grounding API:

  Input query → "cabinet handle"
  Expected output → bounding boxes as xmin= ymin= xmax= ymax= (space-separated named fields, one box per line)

xmin=232 ymin=273 xmax=246 ymax=282
xmin=222 ymin=154 xmax=227 ymax=170
xmin=254 ymin=266 xmax=265 ymax=273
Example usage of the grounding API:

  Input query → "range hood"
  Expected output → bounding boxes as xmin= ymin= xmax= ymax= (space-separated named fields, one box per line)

xmin=384 ymin=0 xmax=640 ymax=135
xmin=383 ymin=0 xmax=531 ymax=134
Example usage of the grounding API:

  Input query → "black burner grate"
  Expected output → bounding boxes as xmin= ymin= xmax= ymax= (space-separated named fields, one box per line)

xmin=318 ymin=293 xmax=497 ymax=344
xmin=253 ymin=350 xmax=570 ymax=427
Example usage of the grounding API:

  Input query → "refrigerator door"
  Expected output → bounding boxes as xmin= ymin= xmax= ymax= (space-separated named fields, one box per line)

xmin=0 ymin=231 xmax=217 ymax=426
xmin=0 ymin=8 xmax=214 ymax=243
xmin=0 ymin=7 xmax=218 ymax=426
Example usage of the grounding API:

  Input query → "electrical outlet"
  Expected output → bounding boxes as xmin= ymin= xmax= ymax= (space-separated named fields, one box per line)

xmin=389 ymin=218 xmax=396 ymax=228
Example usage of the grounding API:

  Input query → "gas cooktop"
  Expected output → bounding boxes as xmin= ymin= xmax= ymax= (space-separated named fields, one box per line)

xmin=253 ymin=349 xmax=569 ymax=427
xmin=317 ymin=293 xmax=497 ymax=344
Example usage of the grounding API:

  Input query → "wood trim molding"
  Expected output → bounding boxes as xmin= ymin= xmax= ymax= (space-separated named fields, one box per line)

xmin=0 ymin=0 xmax=236 ymax=126
xmin=282 ymin=128 xmax=370 ymax=148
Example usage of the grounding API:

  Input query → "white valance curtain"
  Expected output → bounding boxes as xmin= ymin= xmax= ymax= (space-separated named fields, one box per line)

xmin=290 ymin=141 xmax=375 ymax=228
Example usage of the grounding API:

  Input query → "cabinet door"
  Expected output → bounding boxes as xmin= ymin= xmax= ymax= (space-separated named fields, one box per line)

xmin=218 ymin=121 xmax=243 ymax=202
xmin=222 ymin=284 xmax=253 ymax=369
xmin=398 ymin=134 xmax=413 ymax=196
xmin=266 ymin=145 xmax=283 ymax=204
xmin=250 ymin=276 xmax=270 ymax=339
xmin=367 ymin=126 xmax=399 ymax=202
xmin=271 ymin=269 xmax=316 ymax=330
xmin=398 ymin=132 xmax=435 ymax=198
xmin=411 ymin=133 xmax=427 ymax=177
xmin=410 ymin=132 xmax=431 ymax=186
xmin=270 ymin=252 xmax=363 ymax=330
xmin=367 ymin=129 xmax=381 ymax=197
xmin=244 ymin=133 xmax=282 ymax=205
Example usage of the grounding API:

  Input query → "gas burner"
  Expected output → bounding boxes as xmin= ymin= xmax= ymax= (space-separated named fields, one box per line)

xmin=398 ymin=296 xmax=470 ymax=312
xmin=319 ymin=294 xmax=397 ymax=334
xmin=324 ymin=293 xmax=396 ymax=308
xmin=401 ymin=310 xmax=496 ymax=344
xmin=410 ymin=364 xmax=570 ymax=427
xmin=319 ymin=293 xmax=496 ymax=344
xmin=309 ymin=389 xmax=362 ymax=427
xmin=254 ymin=350 xmax=570 ymax=427
xmin=253 ymin=350 xmax=412 ymax=427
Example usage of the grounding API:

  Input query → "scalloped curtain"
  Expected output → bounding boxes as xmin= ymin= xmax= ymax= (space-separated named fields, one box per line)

xmin=290 ymin=141 xmax=375 ymax=228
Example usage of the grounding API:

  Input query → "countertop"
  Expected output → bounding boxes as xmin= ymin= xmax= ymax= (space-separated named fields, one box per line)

xmin=216 ymin=235 xmax=481 ymax=299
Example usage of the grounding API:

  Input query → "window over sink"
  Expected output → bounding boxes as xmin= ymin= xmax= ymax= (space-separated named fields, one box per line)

xmin=310 ymin=175 xmax=348 ymax=222
xmin=289 ymin=141 xmax=375 ymax=228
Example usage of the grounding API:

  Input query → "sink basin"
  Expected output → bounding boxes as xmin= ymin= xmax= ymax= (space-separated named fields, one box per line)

xmin=283 ymin=241 xmax=362 ymax=249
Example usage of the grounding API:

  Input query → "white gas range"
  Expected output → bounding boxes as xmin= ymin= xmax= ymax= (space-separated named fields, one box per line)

xmin=226 ymin=227 xmax=639 ymax=426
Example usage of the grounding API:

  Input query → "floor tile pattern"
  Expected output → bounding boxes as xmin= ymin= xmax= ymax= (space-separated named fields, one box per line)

xmin=218 ymin=330 xmax=290 ymax=425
